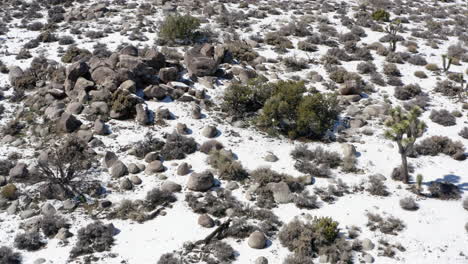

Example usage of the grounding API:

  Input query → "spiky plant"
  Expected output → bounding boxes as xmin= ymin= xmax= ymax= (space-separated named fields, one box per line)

xmin=441 ymin=54 xmax=452 ymax=72
xmin=385 ymin=107 xmax=426 ymax=184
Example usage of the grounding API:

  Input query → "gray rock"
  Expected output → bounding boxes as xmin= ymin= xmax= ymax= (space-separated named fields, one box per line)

xmin=349 ymin=118 xmax=366 ymax=128
xmin=0 ymin=176 xmax=7 ymax=187
xmin=248 ymin=231 xmax=267 ymax=249
xmin=110 ymin=160 xmax=128 ymax=178
xmin=198 ymin=214 xmax=214 ymax=228
xmin=120 ymin=178 xmax=133 ymax=190
xmin=33 ymin=258 xmax=46 ymax=264
xmin=128 ymin=163 xmax=141 ymax=174
xmin=267 ymin=182 xmax=292 ymax=204
xmin=187 ymin=171 xmax=214 ymax=192
xmin=130 ymin=175 xmax=142 ymax=185
xmin=144 ymin=152 xmax=160 ymax=163
xmin=7 ymin=200 xmax=19 ymax=215
xmin=144 ymin=85 xmax=168 ymax=100
xmin=94 ymin=119 xmax=107 ymax=135
xmin=41 ymin=203 xmax=56 ymax=216
xmin=361 ymin=238 xmax=375 ymax=251
xmin=57 ymin=112 xmax=82 ymax=133
xmin=9 ymin=66 xmax=24 ymax=85
xmin=319 ymin=255 xmax=329 ymax=263
xmin=73 ymin=77 xmax=94 ymax=94
xmin=226 ymin=182 xmax=239 ymax=190
xmin=66 ymin=102 xmax=84 ymax=114
xmin=9 ymin=163 xmax=28 ymax=179
xmin=255 ymin=257 xmax=268 ymax=264
xmin=20 ymin=209 xmax=37 ymax=219
xmin=103 ymin=151 xmax=118 ymax=168
xmin=177 ymin=162 xmax=191 ymax=176
xmin=156 ymin=107 xmax=171 ymax=120
xmin=176 ymin=123 xmax=189 ymax=134
xmin=342 ymin=144 xmax=357 ymax=159
xmin=184 ymin=44 xmax=220 ymax=77
xmin=264 ymin=152 xmax=278 ymax=162
xmin=363 ymin=253 xmax=374 ymax=263
xmin=202 ymin=125 xmax=218 ymax=138
xmin=99 ymin=200 xmax=112 ymax=208
xmin=91 ymin=66 xmax=117 ymax=86
xmin=159 ymin=67 xmax=178 ymax=83
xmin=62 ymin=200 xmax=76 ymax=210
xmin=120 ymin=45 xmax=138 ymax=56
xmin=55 ymin=227 xmax=72 ymax=240
xmin=161 ymin=181 xmax=182 ymax=193
xmin=135 ymin=104 xmax=151 ymax=125
xmin=191 ymin=104 xmax=202 ymax=119
xmin=145 ymin=160 xmax=164 ymax=174
xmin=119 ymin=79 xmax=137 ymax=94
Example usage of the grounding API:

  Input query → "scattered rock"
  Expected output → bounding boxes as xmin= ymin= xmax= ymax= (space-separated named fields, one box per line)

xmin=248 ymin=231 xmax=267 ymax=249
xmin=145 ymin=160 xmax=165 ymax=174
xmin=120 ymin=178 xmax=133 ymax=190
xmin=161 ymin=181 xmax=182 ymax=193
xmin=41 ymin=203 xmax=56 ymax=216
xmin=198 ymin=214 xmax=215 ymax=228
xmin=187 ymin=171 xmax=214 ymax=192
xmin=111 ymin=160 xmax=128 ymax=178
xmin=177 ymin=162 xmax=191 ymax=176
xmin=202 ymin=125 xmax=218 ymax=138
xmin=362 ymin=238 xmax=375 ymax=251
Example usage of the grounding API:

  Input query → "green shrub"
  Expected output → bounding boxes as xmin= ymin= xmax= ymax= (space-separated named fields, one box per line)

xmin=1 ymin=183 xmax=18 ymax=200
xmin=207 ymin=149 xmax=248 ymax=182
xmin=159 ymin=14 xmax=201 ymax=44
xmin=110 ymin=89 xmax=139 ymax=119
xmin=61 ymin=46 xmax=91 ymax=63
xmin=372 ymin=9 xmax=390 ymax=22
xmin=257 ymin=81 xmax=338 ymax=139
xmin=225 ymin=41 xmax=259 ymax=62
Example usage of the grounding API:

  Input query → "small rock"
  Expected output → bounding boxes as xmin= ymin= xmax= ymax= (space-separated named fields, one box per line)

xmin=128 ymin=163 xmax=141 ymax=174
xmin=130 ymin=175 xmax=142 ymax=185
xmin=264 ymin=152 xmax=278 ymax=162
xmin=255 ymin=256 xmax=268 ymax=264
xmin=41 ymin=203 xmax=56 ymax=216
xmin=120 ymin=178 xmax=133 ymax=190
xmin=145 ymin=160 xmax=164 ymax=174
xmin=9 ymin=163 xmax=28 ymax=179
xmin=361 ymin=238 xmax=375 ymax=251
xmin=33 ymin=258 xmax=46 ymax=264
xmin=103 ymin=151 xmax=118 ymax=168
xmin=226 ymin=182 xmax=239 ymax=190
xmin=202 ymin=125 xmax=218 ymax=138
xmin=177 ymin=162 xmax=191 ymax=176
xmin=55 ymin=227 xmax=72 ymax=240
xmin=198 ymin=214 xmax=215 ymax=228
xmin=363 ymin=253 xmax=374 ymax=263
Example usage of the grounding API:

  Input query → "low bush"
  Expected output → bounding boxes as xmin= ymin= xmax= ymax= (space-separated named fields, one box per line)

xmin=283 ymin=254 xmax=314 ymax=264
xmin=394 ymin=84 xmax=422 ymax=100
xmin=370 ymin=72 xmax=386 ymax=86
xmin=367 ymin=175 xmax=389 ymax=196
xmin=221 ymin=76 xmax=270 ymax=117
xmin=61 ymin=46 xmax=91 ymax=63
xmin=14 ymin=231 xmax=45 ymax=251
xmin=372 ymin=9 xmax=390 ymax=21
xmin=414 ymin=71 xmax=427 ymax=79
xmin=425 ymin=63 xmax=439 ymax=72
xmin=0 ymin=246 xmax=22 ymax=264
xmin=415 ymin=136 xmax=464 ymax=157
xmin=205 ymin=240 xmax=236 ymax=263
xmin=159 ymin=14 xmax=201 ymax=44
xmin=428 ymin=181 xmax=461 ymax=200
xmin=0 ymin=159 xmax=14 ymax=176
xmin=356 ymin=61 xmax=376 ymax=74
xmin=294 ymin=190 xmax=319 ymax=209
xmin=434 ymin=80 xmax=462 ymax=97
xmin=146 ymin=188 xmax=177 ymax=210
xmin=41 ymin=215 xmax=69 ymax=237
xmin=366 ymin=213 xmax=405 ymax=235
xmin=225 ymin=41 xmax=259 ymax=63
xmin=70 ymin=221 xmax=115 ymax=258
xmin=207 ymin=149 xmax=248 ymax=182
xmin=391 ymin=164 xmax=414 ymax=182
xmin=291 ymin=145 xmax=341 ymax=168
xmin=408 ymin=55 xmax=427 ymax=66
xmin=185 ymin=189 xmax=242 ymax=218
xmin=429 ymin=109 xmax=456 ymax=126
xmin=383 ymin=63 xmax=401 ymax=76
xmin=110 ymin=89 xmax=140 ymax=119
xmin=157 ymin=253 xmax=183 ymax=264
xmin=200 ymin=140 xmax=224 ymax=154
xmin=1 ymin=183 xmax=18 ymax=200
xmin=403 ymin=95 xmax=430 ymax=111
xmin=265 ymin=32 xmax=294 ymax=50
xmin=400 ymin=197 xmax=419 ymax=211
xmin=160 ymin=132 xmax=197 ymax=160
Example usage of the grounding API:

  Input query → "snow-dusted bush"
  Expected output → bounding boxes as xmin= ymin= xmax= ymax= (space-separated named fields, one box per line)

xmin=61 ymin=46 xmax=91 ymax=63
xmin=206 ymin=240 xmax=236 ymax=263
xmin=1 ymin=183 xmax=18 ymax=200
xmin=366 ymin=213 xmax=405 ymax=235
xmin=133 ymin=132 xmax=165 ymax=159
xmin=157 ymin=253 xmax=183 ymax=264
xmin=370 ymin=72 xmax=386 ymax=86
xmin=207 ymin=149 xmax=248 ymax=182
xmin=434 ymin=80 xmax=462 ymax=97
xmin=383 ymin=63 xmax=401 ymax=76
xmin=70 ymin=221 xmax=115 ymax=258
xmin=283 ymin=254 xmax=314 ymax=264
xmin=0 ymin=246 xmax=22 ymax=264
xmin=297 ymin=41 xmax=318 ymax=52
xmin=58 ymin=35 xmax=75 ymax=45
xmin=41 ymin=215 xmax=69 ymax=237
xmin=145 ymin=188 xmax=177 ymax=210
xmin=357 ymin=61 xmax=376 ymax=74
xmin=408 ymin=55 xmax=427 ymax=66
xmin=295 ymin=161 xmax=331 ymax=178
xmin=414 ymin=70 xmax=427 ymax=79
xmin=200 ymin=140 xmax=224 ymax=154
xmin=428 ymin=181 xmax=461 ymax=200
xmin=415 ymin=136 xmax=464 ymax=157
xmin=399 ymin=197 xmax=419 ymax=211
xmin=14 ymin=231 xmax=45 ymax=251
xmin=394 ymin=84 xmax=422 ymax=100
xmin=430 ymin=109 xmax=456 ymax=126
xmin=294 ymin=190 xmax=319 ymax=209
xmin=367 ymin=175 xmax=389 ymax=196
xmin=283 ymin=56 xmax=309 ymax=71
xmin=291 ymin=145 xmax=341 ymax=168
xmin=160 ymin=132 xmax=197 ymax=160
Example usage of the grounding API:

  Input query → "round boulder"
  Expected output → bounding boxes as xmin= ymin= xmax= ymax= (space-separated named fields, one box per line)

xmin=248 ymin=231 xmax=267 ymax=249
xmin=187 ymin=171 xmax=214 ymax=192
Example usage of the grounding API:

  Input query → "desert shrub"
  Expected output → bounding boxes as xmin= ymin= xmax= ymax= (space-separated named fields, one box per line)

xmin=414 ymin=71 xmax=427 ymax=78
xmin=425 ymin=63 xmax=439 ymax=72
xmin=357 ymin=61 xmax=376 ymax=74
xmin=207 ymin=149 xmax=248 ymax=182
xmin=434 ymin=80 xmax=462 ymax=97
xmin=279 ymin=216 xmax=340 ymax=257
xmin=459 ymin=127 xmax=468 ymax=139
xmin=366 ymin=213 xmax=405 ymax=235
xmin=394 ymin=84 xmax=421 ymax=100
xmin=391 ymin=164 xmax=415 ymax=182
xmin=295 ymin=161 xmax=332 ymax=178
xmin=14 ymin=231 xmax=45 ymax=251
xmin=265 ymin=32 xmax=294 ymax=50
xmin=283 ymin=56 xmax=309 ymax=71
xmin=160 ymin=132 xmax=197 ymax=160
xmin=110 ymin=89 xmax=140 ymax=119
xmin=157 ymin=253 xmax=183 ymax=264
xmin=408 ymin=55 xmax=427 ymax=66
xmin=387 ymin=76 xmax=404 ymax=86
xmin=257 ymin=81 xmax=339 ymax=139
xmin=37 ymin=30 xmax=57 ymax=43
xmin=159 ymin=14 xmax=200 ymax=44
xmin=403 ymin=95 xmax=430 ymax=111
xmin=206 ymin=240 xmax=236 ymax=263
xmin=58 ymin=35 xmax=75 ymax=45
xmin=200 ymin=140 xmax=223 ymax=154
xmin=41 ymin=215 xmax=69 ymax=237
xmin=61 ymin=46 xmax=91 ymax=63
xmin=429 ymin=109 xmax=456 ymax=126
xmin=107 ymin=199 xmax=147 ymax=222
xmin=291 ymin=145 xmax=341 ymax=168
xmin=383 ymin=63 xmax=401 ymax=76
xmin=298 ymin=41 xmax=318 ymax=52
xmin=250 ymin=167 xmax=289 ymax=187
xmin=132 ymin=132 xmax=165 ymax=159
xmin=1 ymin=183 xmax=18 ymax=200
xmin=145 ymin=188 xmax=177 ymax=210
xmin=225 ymin=41 xmax=259 ymax=63
xmin=370 ymin=72 xmax=386 ymax=86
xmin=283 ymin=254 xmax=314 ymax=264
xmin=372 ymin=9 xmax=390 ymax=21
xmin=70 ymin=221 xmax=115 ymax=258
xmin=428 ymin=181 xmax=461 ymax=200
xmin=294 ymin=190 xmax=319 ymax=209
xmin=185 ymin=189 xmax=242 ymax=217
xmin=0 ymin=246 xmax=22 ymax=264
xmin=222 ymin=76 xmax=270 ymax=117
xmin=367 ymin=175 xmax=389 ymax=196
xmin=415 ymin=136 xmax=464 ymax=157
xmin=400 ymin=197 xmax=419 ymax=211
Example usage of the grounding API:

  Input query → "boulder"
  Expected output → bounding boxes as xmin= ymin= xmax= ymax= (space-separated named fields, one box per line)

xmin=120 ymin=45 xmax=138 ymax=56
xmin=57 ymin=112 xmax=82 ymax=133
xmin=66 ymin=102 xmax=84 ymax=114
xmin=120 ymin=178 xmax=133 ymax=190
xmin=110 ymin=160 xmax=128 ymax=178
xmin=267 ymin=182 xmax=292 ymax=203
xmin=9 ymin=66 xmax=24 ymax=85
xmin=161 ymin=181 xmax=182 ymax=193
xmin=143 ymin=48 xmax=166 ymax=70
xmin=41 ymin=203 xmax=56 ymax=216
xmin=119 ymin=80 xmax=137 ymax=93
xmin=255 ymin=257 xmax=268 ymax=264
xmin=128 ymin=163 xmax=141 ymax=174
xmin=340 ymin=80 xmax=362 ymax=95
xmin=135 ymin=104 xmax=151 ymax=125
xmin=103 ymin=151 xmax=118 ymax=168
xmin=159 ymin=67 xmax=178 ymax=83
xmin=145 ymin=160 xmax=164 ymax=174
xmin=202 ymin=125 xmax=218 ymax=138
xmin=264 ymin=152 xmax=278 ymax=162
xmin=248 ymin=231 xmax=267 ymax=249
xmin=187 ymin=171 xmax=214 ymax=192
xmin=363 ymin=253 xmax=374 ymax=263
xmin=91 ymin=66 xmax=117 ymax=86
xmin=177 ymin=162 xmax=191 ymax=176
xmin=184 ymin=44 xmax=221 ymax=77
xmin=9 ymin=163 xmax=29 ymax=179
xmin=361 ymin=238 xmax=375 ymax=251
xmin=55 ymin=228 xmax=72 ymax=240
xmin=130 ymin=175 xmax=142 ymax=185
xmin=342 ymin=144 xmax=357 ymax=159
xmin=94 ymin=119 xmax=107 ymax=135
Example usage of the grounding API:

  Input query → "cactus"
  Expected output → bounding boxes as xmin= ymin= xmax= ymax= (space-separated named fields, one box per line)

xmin=385 ymin=20 xmax=402 ymax=52
xmin=416 ymin=174 xmax=423 ymax=192
xmin=385 ymin=107 xmax=426 ymax=184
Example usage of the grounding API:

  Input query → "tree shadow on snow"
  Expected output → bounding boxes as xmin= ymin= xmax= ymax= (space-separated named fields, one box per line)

xmin=432 ymin=174 xmax=468 ymax=192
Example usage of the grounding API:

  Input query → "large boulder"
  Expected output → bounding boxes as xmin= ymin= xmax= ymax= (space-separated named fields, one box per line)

xmin=248 ymin=231 xmax=267 ymax=249
xmin=198 ymin=214 xmax=215 ymax=228
xmin=187 ymin=171 xmax=214 ymax=192
xmin=135 ymin=104 xmax=151 ymax=125
xmin=57 ymin=112 xmax=82 ymax=133
xmin=91 ymin=66 xmax=118 ymax=86
xmin=9 ymin=163 xmax=29 ymax=179
xmin=110 ymin=160 xmax=128 ymax=178
xmin=145 ymin=161 xmax=164 ymax=174
xmin=159 ymin=67 xmax=178 ymax=83
xmin=143 ymin=48 xmax=166 ymax=70
xmin=161 ymin=181 xmax=182 ymax=193
xmin=267 ymin=182 xmax=292 ymax=203
xmin=103 ymin=151 xmax=118 ymax=168
xmin=184 ymin=44 xmax=223 ymax=77
xmin=177 ymin=162 xmax=191 ymax=176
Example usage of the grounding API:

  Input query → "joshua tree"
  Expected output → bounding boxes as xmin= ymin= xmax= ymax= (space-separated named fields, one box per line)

xmin=385 ymin=20 xmax=402 ymax=52
xmin=385 ymin=106 xmax=426 ymax=184
xmin=441 ymin=54 xmax=452 ymax=72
